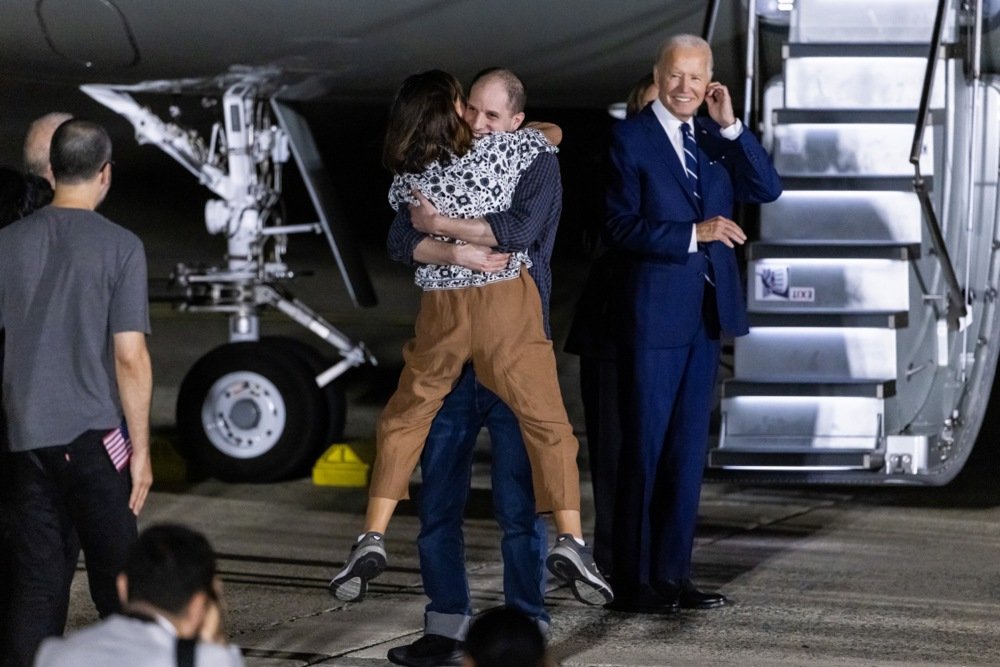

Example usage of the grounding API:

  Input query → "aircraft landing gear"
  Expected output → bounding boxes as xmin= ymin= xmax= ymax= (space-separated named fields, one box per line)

xmin=176 ymin=339 xmax=341 ymax=482
xmin=81 ymin=79 xmax=377 ymax=483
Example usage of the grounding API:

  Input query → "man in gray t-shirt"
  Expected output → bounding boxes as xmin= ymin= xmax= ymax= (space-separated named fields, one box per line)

xmin=0 ymin=119 xmax=153 ymax=667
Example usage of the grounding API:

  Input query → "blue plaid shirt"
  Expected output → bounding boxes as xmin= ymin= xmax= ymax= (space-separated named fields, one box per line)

xmin=387 ymin=152 xmax=562 ymax=338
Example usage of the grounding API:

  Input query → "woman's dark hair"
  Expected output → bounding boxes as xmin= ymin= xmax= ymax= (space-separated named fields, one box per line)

xmin=464 ymin=607 xmax=547 ymax=667
xmin=382 ymin=69 xmax=473 ymax=174
xmin=0 ymin=167 xmax=53 ymax=230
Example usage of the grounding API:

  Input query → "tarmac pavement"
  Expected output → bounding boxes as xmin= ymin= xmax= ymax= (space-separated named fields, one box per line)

xmin=58 ymin=303 xmax=1000 ymax=666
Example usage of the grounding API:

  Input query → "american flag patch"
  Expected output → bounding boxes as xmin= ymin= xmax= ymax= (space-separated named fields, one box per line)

xmin=102 ymin=422 xmax=132 ymax=472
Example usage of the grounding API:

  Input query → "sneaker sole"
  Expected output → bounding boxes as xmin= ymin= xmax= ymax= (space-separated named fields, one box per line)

xmin=329 ymin=551 xmax=386 ymax=602
xmin=547 ymin=552 xmax=614 ymax=605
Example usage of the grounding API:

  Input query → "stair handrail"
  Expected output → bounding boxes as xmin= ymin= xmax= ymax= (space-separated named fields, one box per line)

xmin=701 ymin=0 xmax=758 ymax=127
xmin=958 ymin=0 xmax=985 ymax=364
xmin=742 ymin=0 xmax=759 ymax=128
xmin=911 ymin=0 xmax=968 ymax=323
xmin=701 ymin=0 xmax=721 ymax=42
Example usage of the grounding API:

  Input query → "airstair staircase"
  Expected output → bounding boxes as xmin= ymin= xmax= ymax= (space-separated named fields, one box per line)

xmin=709 ymin=0 xmax=1000 ymax=482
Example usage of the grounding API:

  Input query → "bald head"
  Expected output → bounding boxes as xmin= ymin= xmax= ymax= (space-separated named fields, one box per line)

xmin=470 ymin=68 xmax=526 ymax=114
xmin=465 ymin=68 xmax=527 ymax=135
xmin=24 ymin=112 xmax=73 ymax=187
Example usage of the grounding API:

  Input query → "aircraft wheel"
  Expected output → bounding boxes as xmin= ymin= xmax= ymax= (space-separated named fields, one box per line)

xmin=176 ymin=342 xmax=326 ymax=482
xmin=260 ymin=336 xmax=347 ymax=444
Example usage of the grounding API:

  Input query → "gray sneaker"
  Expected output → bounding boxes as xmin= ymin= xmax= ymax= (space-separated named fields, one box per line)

xmin=546 ymin=533 xmax=614 ymax=605
xmin=329 ymin=531 xmax=387 ymax=602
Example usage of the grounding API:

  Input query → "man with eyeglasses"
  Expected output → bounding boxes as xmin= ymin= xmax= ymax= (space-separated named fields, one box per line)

xmin=0 ymin=119 xmax=153 ymax=666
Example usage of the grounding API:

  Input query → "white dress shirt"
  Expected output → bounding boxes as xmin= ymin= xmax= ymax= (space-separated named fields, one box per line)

xmin=649 ymin=98 xmax=743 ymax=252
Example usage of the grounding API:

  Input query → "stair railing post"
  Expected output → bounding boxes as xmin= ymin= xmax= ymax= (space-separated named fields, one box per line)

xmin=911 ymin=0 xmax=968 ymax=325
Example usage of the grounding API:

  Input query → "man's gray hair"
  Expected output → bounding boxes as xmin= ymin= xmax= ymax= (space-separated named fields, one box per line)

xmin=656 ymin=34 xmax=713 ymax=74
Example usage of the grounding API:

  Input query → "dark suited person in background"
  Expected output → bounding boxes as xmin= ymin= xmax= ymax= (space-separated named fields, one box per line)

xmin=564 ymin=71 xmax=661 ymax=577
xmin=603 ymin=34 xmax=781 ymax=614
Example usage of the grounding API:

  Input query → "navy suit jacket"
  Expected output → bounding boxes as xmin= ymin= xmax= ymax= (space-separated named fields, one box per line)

xmin=604 ymin=105 xmax=782 ymax=348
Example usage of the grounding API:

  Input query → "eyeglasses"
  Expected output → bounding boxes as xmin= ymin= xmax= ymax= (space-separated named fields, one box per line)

xmin=101 ymin=159 xmax=115 ymax=171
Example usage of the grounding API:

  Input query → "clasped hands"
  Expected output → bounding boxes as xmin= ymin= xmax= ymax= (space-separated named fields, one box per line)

xmin=409 ymin=190 xmax=510 ymax=272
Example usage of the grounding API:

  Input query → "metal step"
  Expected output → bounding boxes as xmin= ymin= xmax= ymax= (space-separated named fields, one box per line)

xmin=710 ymin=434 xmax=929 ymax=475
xmin=759 ymin=191 xmax=923 ymax=245
xmin=772 ymin=123 xmax=932 ymax=177
xmin=748 ymin=243 xmax=918 ymax=261
xmin=773 ymin=108 xmax=944 ymax=125
xmin=785 ymin=43 xmax=933 ymax=59
xmin=780 ymin=176 xmax=926 ymax=191
xmin=784 ymin=58 xmax=944 ymax=109
xmin=734 ymin=327 xmax=898 ymax=381
xmin=791 ymin=0 xmax=939 ymax=44
xmin=748 ymin=312 xmax=909 ymax=328
xmin=708 ymin=448 xmax=885 ymax=471
xmin=722 ymin=380 xmax=896 ymax=399
xmin=722 ymin=394 xmax=887 ymax=440
xmin=748 ymin=255 xmax=910 ymax=313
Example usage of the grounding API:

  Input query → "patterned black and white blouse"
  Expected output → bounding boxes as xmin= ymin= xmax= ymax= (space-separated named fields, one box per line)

xmin=388 ymin=128 xmax=557 ymax=291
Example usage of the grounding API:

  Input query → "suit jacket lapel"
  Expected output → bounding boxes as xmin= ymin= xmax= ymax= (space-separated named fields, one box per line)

xmin=639 ymin=107 xmax=700 ymax=211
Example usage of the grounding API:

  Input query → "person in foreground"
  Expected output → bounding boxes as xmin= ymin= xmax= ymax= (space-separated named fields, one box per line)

xmin=331 ymin=70 xmax=611 ymax=630
xmin=604 ymin=34 xmax=782 ymax=614
xmin=0 ymin=119 xmax=153 ymax=665
xmin=462 ymin=607 xmax=551 ymax=667
xmin=34 ymin=524 xmax=244 ymax=667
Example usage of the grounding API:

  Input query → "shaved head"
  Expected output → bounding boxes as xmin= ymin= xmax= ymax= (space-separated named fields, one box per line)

xmin=24 ymin=112 xmax=73 ymax=186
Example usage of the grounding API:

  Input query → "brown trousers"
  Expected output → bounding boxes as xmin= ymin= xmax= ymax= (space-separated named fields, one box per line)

xmin=369 ymin=271 xmax=580 ymax=513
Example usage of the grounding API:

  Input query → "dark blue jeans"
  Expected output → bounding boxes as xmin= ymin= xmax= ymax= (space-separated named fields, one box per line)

xmin=5 ymin=430 xmax=137 ymax=667
xmin=417 ymin=364 xmax=548 ymax=640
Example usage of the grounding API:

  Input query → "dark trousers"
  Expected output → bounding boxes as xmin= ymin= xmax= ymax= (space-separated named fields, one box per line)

xmin=613 ymin=321 xmax=719 ymax=595
xmin=0 ymin=452 xmax=11 ymax=662
xmin=5 ymin=430 xmax=137 ymax=667
xmin=579 ymin=355 xmax=621 ymax=577
xmin=418 ymin=364 xmax=548 ymax=640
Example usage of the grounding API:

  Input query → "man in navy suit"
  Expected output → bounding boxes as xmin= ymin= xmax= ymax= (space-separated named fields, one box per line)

xmin=604 ymin=34 xmax=781 ymax=614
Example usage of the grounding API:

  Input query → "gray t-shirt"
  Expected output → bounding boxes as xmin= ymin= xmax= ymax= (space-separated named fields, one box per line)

xmin=0 ymin=205 xmax=150 ymax=452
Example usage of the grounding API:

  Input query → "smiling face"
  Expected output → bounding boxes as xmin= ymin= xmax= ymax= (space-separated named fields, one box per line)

xmin=654 ymin=44 xmax=711 ymax=122
xmin=464 ymin=78 xmax=524 ymax=135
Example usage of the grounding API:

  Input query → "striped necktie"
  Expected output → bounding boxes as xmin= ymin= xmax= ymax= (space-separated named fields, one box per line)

xmin=682 ymin=123 xmax=713 ymax=284
xmin=680 ymin=123 xmax=700 ymax=205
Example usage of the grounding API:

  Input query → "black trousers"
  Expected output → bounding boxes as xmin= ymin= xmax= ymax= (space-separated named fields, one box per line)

xmin=579 ymin=355 xmax=621 ymax=577
xmin=4 ymin=430 xmax=136 ymax=667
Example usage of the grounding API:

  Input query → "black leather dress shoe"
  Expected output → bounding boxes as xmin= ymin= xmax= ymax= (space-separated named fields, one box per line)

xmin=656 ymin=580 xmax=728 ymax=610
xmin=387 ymin=634 xmax=463 ymax=667
xmin=604 ymin=587 xmax=679 ymax=615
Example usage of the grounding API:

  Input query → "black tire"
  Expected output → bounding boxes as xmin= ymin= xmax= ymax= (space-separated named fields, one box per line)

xmin=260 ymin=336 xmax=347 ymax=444
xmin=176 ymin=342 xmax=327 ymax=482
